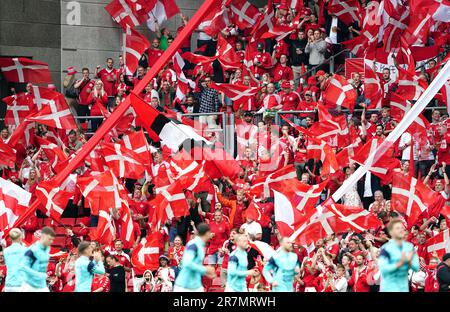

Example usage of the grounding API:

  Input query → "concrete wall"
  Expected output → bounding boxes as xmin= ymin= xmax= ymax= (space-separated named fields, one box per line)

xmin=0 ymin=0 xmax=203 ymax=92
xmin=0 ymin=0 xmax=61 ymax=87
xmin=61 ymin=0 xmax=203 ymax=87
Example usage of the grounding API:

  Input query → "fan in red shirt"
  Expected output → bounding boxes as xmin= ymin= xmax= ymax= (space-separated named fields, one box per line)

xmin=109 ymin=239 xmax=132 ymax=272
xmin=148 ymin=39 xmax=164 ymax=66
xmin=206 ymin=210 xmax=230 ymax=265
xmin=150 ymin=150 xmax=174 ymax=190
xmin=168 ymin=235 xmax=185 ymax=273
xmin=348 ymin=254 xmax=371 ymax=292
xmin=437 ymin=123 xmax=450 ymax=170
xmin=279 ymin=81 xmax=300 ymax=112
xmin=95 ymin=58 xmax=118 ymax=99
xmin=252 ymin=43 xmax=273 ymax=78
xmin=272 ymin=55 xmax=294 ymax=83
xmin=86 ymin=80 xmax=108 ymax=131
xmin=92 ymin=274 xmax=110 ymax=292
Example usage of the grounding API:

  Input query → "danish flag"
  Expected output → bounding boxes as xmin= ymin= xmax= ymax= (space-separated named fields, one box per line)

xmin=390 ymin=93 xmax=430 ymax=135
xmin=426 ymin=229 xmax=450 ymax=259
xmin=131 ymin=232 xmax=162 ymax=271
xmin=93 ymin=207 xmax=117 ymax=246
xmin=391 ymin=172 xmax=440 ymax=226
xmin=249 ymin=164 xmax=298 ymax=198
xmin=396 ymin=67 xmax=428 ymax=101
xmin=409 ymin=0 xmax=450 ymax=22
xmin=216 ymin=35 xmax=242 ymax=70
xmin=363 ymin=61 xmax=383 ymax=109
xmin=323 ymin=74 xmax=357 ymax=112
xmin=251 ymin=0 xmax=275 ymax=39
xmin=120 ymin=130 xmax=152 ymax=165
xmin=336 ymin=137 xmax=363 ymax=168
xmin=246 ymin=201 xmax=271 ymax=226
xmin=324 ymin=202 xmax=382 ymax=232
xmin=101 ymin=142 xmax=147 ymax=179
xmin=35 ymin=180 xmax=74 ymax=221
xmin=0 ymin=140 xmax=16 ymax=168
xmin=105 ymin=0 xmax=149 ymax=30
xmin=2 ymin=93 xmax=36 ymax=127
xmin=309 ymin=105 xmax=350 ymax=147
xmin=172 ymin=52 xmax=196 ymax=102
xmin=36 ymin=136 xmax=68 ymax=172
xmin=229 ymin=0 xmax=261 ymax=29
xmin=381 ymin=2 xmax=410 ymax=52
xmin=0 ymin=57 xmax=52 ymax=84
xmin=146 ymin=0 xmax=180 ymax=32
xmin=326 ymin=0 xmax=362 ymax=25
xmin=123 ymin=26 xmax=150 ymax=76
xmin=27 ymin=104 xmax=77 ymax=130
xmin=0 ymin=177 xmax=31 ymax=237
xmin=210 ymin=83 xmax=259 ymax=109
xmin=202 ymin=5 xmax=231 ymax=37
xmin=150 ymin=181 xmax=189 ymax=230
xmin=351 ymin=138 xmax=400 ymax=182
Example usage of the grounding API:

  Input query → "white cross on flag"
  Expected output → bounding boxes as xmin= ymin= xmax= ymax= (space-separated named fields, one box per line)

xmin=390 ymin=93 xmax=430 ymax=136
xmin=323 ymin=74 xmax=357 ymax=112
xmin=27 ymin=104 xmax=77 ymax=130
xmin=327 ymin=0 xmax=362 ymax=25
xmin=101 ymin=142 xmax=147 ymax=179
xmin=363 ymin=61 xmax=383 ymax=109
xmin=229 ymin=0 xmax=261 ymax=29
xmin=36 ymin=136 xmax=68 ymax=173
xmin=216 ymin=35 xmax=242 ymax=70
xmin=105 ymin=0 xmax=149 ymax=30
xmin=250 ymin=164 xmax=298 ymax=198
xmin=351 ymin=138 xmax=400 ymax=183
xmin=35 ymin=180 xmax=74 ymax=221
xmin=123 ymin=26 xmax=150 ymax=76
xmin=201 ymin=5 xmax=231 ymax=37
xmin=2 ymin=92 xmax=36 ymax=127
xmin=131 ymin=232 xmax=162 ymax=271
xmin=391 ymin=172 xmax=440 ymax=226
xmin=0 ymin=177 xmax=31 ymax=238
xmin=145 ymin=0 xmax=180 ymax=32
xmin=309 ymin=104 xmax=350 ymax=147
xmin=0 ymin=140 xmax=16 ymax=168
xmin=396 ymin=67 xmax=429 ymax=101
xmin=210 ymin=82 xmax=259 ymax=109
xmin=0 ymin=57 xmax=52 ymax=84
xmin=120 ymin=130 xmax=153 ymax=165
xmin=251 ymin=0 xmax=275 ymax=39
xmin=324 ymin=202 xmax=382 ymax=232
xmin=426 ymin=229 xmax=450 ymax=259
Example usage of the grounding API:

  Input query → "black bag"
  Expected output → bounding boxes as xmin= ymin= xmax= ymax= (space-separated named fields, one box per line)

xmin=65 ymin=85 xmax=79 ymax=99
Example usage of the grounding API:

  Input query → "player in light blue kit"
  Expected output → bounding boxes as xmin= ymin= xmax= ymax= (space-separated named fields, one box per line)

xmin=226 ymin=234 xmax=258 ymax=292
xmin=263 ymin=237 xmax=300 ymax=292
xmin=20 ymin=227 xmax=56 ymax=292
xmin=174 ymin=223 xmax=216 ymax=292
xmin=74 ymin=241 xmax=106 ymax=292
xmin=3 ymin=228 xmax=27 ymax=292
xmin=379 ymin=219 xmax=420 ymax=292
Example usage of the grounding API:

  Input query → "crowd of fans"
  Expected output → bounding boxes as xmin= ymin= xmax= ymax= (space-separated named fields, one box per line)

xmin=1 ymin=0 xmax=450 ymax=292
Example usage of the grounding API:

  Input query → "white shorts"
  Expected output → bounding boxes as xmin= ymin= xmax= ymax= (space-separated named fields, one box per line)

xmin=3 ymin=286 xmax=22 ymax=292
xmin=173 ymin=285 xmax=204 ymax=292
xmin=21 ymin=283 xmax=49 ymax=292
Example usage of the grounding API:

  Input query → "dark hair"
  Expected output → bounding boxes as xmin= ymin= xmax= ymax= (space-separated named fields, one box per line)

xmin=82 ymin=67 xmax=89 ymax=72
xmin=77 ymin=241 xmax=91 ymax=255
xmin=106 ymin=57 xmax=113 ymax=62
xmin=106 ymin=255 xmax=118 ymax=262
xmin=41 ymin=226 xmax=56 ymax=237
xmin=336 ymin=264 xmax=345 ymax=271
xmin=389 ymin=211 xmax=399 ymax=218
xmin=197 ymin=222 xmax=211 ymax=236
xmin=68 ymin=129 xmax=77 ymax=136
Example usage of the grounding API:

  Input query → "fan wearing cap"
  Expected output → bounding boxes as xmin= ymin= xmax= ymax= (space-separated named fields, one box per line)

xmin=154 ymin=255 xmax=175 ymax=292
xmin=252 ymin=43 xmax=273 ymax=79
xmin=296 ymin=89 xmax=317 ymax=121
xmin=279 ymin=81 xmax=300 ymax=112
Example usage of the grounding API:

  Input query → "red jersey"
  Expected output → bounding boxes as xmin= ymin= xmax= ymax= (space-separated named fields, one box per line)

xmin=92 ymin=275 xmax=110 ymax=292
xmin=168 ymin=246 xmax=185 ymax=267
xmin=87 ymin=92 xmax=108 ymax=116
xmin=280 ymin=91 xmax=300 ymax=111
xmin=96 ymin=68 xmax=118 ymax=96
xmin=151 ymin=161 xmax=173 ymax=189
xmin=77 ymin=79 xmax=95 ymax=105
xmin=110 ymin=251 xmax=131 ymax=269
xmin=348 ymin=265 xmax=370 ymax=292
xmin=252 ymin=52 xmax=272 ymax=76
xmin=296 ymin=100 xmax=317 ymax=118
xmin=148 ymin=48 xmax=164 ymax=66
xmin=207 ymin=219 xmax=230 ymax=254
xmin=176 ymin=25 xmax=191 ymax=49
xmin=273 ymin=64 xmax=294 ymax=82
xmin=437 ymin=132 xmax=450 ymax=164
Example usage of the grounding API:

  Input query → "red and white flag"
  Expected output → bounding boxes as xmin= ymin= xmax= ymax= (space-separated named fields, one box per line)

xmin=105 ymin=0 xmax=149 ymax=30
xmin=0 ymin=177 xmax=31 ymax=236
xmin=229 ymin=0 xmax=261 ymax=29
xmin=172 ymin=52 xmax=196 ymax=101
xmin=0 ymin=57 xmax=52 ymax=84
xmin=35 ymin=180 xmax=74 ymax=221
xmin=249 ymin=165 xmax=298 ymax=198
xmin=251 ymin=0 xmax=275 ymax=39
xmin=131 ymin=232 xmax=162 ymax=271
xmin=101 ymin=142 xmax=147 ymax=179
xmin=2 ymin=92 xmax=36 ymax=127
xmin=426 ymin=229 xmax=450 ymax=259
xmin=396 ymin=67 xmax=428 ymax=101
xmin=0 ymin=140 xmax=16 ymax=168
xmin=363 ymin=61 xmax=383 ymax=109
xmin=36 ymin=136 xmax=68 ymax=172
xmin=391 ymin=172 xmax=440 ymax=226
xmin=123 ymin=26 xmax=150 ymax=76
xmin=120 ymin=130 xmax=153 ymax=165
xmin=27 ymin=104 xmax=77 ymax=130
xmin=327 ymin=0 xmax=362 ymax=25
xmin=409 ymin=0 xmax=450 ymax=22
xmin=201 ymin=4 xmax=231 ymax=37
xmin=324 ymin=202 xmax=382 ymax=232
xmin=322 ymin=74 xmax=357 ymax=112
xmin=210 ymin=82 xmax=259 ymax=109
xmin=146 ymin=0 xmax=180 ymax=31
xmin=216 ymin=35 xmax=242 ymax=70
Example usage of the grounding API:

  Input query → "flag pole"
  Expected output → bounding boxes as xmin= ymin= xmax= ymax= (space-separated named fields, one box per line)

xmin=331 ymin=60 xmax=450 ymax=203
xmin=11 ymin=0 xmax=221 ymax=230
